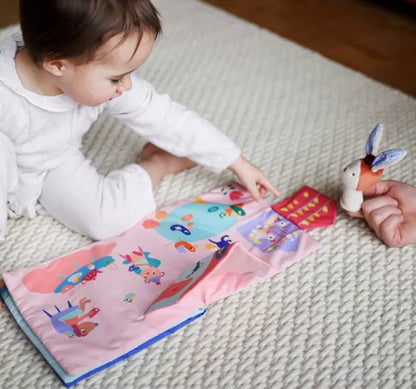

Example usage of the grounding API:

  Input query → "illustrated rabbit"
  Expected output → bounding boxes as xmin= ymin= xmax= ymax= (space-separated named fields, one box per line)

xmin=340 ymin=123 xmax=407 ymax=213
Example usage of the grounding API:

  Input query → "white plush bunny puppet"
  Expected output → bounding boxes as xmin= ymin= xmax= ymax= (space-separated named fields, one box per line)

xmin=340 ymin=123 xmax=407 ymax=213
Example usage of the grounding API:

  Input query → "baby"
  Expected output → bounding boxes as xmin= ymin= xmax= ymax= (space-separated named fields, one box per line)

xmin=0 ymin=0 xmax=279 ymax=241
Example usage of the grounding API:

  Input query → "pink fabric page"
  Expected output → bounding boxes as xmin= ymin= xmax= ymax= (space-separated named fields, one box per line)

xmin=2 ymin=183 xmax=326 ymax=375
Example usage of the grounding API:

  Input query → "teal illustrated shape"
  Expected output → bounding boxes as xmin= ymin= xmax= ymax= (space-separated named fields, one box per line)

xmin=155 ymin=201 xmax=245 ymax=242
xmin=54 ymin=256 xmax=115 ymax=294
xmin=124 ymin=293 xmax=135 ymax=303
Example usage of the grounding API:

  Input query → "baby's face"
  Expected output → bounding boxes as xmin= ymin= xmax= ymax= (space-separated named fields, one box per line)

xmin=57 ymin=29 xmax=155 ymax=106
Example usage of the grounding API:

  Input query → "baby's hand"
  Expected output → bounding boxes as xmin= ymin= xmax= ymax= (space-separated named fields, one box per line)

xmin=350 ymin=180 xmax=416 ymax=247
xmin=228 ymin=156 xmax=280 ymax=200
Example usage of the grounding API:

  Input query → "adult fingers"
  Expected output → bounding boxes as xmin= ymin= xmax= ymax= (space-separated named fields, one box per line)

xmin=362 ymin=180 xmax=399 ymax=197
xmin=378 ymin=213 xmax=405 ymax=247
xmin=361 ymin=195 xmax=399 ymax=219
xmin=365 ymin=205 xmax=402 ymax=238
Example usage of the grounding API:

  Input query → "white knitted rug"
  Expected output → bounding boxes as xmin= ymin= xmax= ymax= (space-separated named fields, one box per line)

xmin=1 ymin=0 xmax=415 ymax=387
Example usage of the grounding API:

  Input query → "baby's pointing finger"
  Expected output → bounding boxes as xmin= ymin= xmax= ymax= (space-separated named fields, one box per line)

xmin=247 ymin=183 xmax=261 ymax=201
xmin=258 ymin=179 xmax=280 ymax=197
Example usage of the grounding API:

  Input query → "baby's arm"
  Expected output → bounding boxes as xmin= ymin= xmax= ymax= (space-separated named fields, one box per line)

xmin=105 ymin=75 xmax=240 ymax=173
xmin=351 ymin=180 xmax=416 ymax=247
xmin=106 ymin=76 xmax=279 ymax=198
xmin=228 ymin=155 xmax=280 ymax=200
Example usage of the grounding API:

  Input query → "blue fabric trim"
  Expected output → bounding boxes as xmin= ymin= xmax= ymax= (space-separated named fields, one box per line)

xmin=66 ymin=307 xmax=206 ymax=387
xmin=0 ymin=287 xmax=71 ymax=382
xmin=0 ymin=286 xmax=206 ymax=387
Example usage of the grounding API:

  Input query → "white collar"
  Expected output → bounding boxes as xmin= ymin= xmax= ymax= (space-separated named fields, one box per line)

xmin=0 ymin=33 xmax=79 ymax=112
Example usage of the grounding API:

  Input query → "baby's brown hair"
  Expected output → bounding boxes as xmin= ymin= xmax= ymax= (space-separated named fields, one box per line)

xmin=20 ymin=0 xmax=162 ymax=65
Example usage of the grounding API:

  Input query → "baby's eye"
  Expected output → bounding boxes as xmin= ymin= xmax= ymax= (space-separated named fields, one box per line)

xmin=110 ymin=79 xmax=121 ymax=84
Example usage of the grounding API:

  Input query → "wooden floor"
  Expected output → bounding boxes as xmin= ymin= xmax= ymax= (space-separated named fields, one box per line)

xmin=1 ymin=0 xmax=415 ymax=97
xmin=203 ymin=0 xmax=416 ymax=97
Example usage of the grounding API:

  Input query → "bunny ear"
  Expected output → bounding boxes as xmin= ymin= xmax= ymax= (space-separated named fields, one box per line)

xmin=366 ymin=123 xmax=383 ymax=156
xmin=371 ymin=149 xmax=407 ymax=172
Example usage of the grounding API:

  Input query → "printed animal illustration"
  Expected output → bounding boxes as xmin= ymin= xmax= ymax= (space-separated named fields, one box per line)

xmin=120 ymin=246 xmax=164 ymax=285
xmin=22 ymin=243 xmax=117 ymax=294
xmin=208 ymin=235 xmax=233 ymax=249
xmin=54 ymin=255 xmax=115 ymax=294
xmin=43 ymin=298 xmax=99 ymax=338
xmin=81 ymin=264 xmax=102 ymax=283
xmin=248 ymin=215 xmax=283 ymax=245
xmin=340 ymin=123 xmax=407 ymax=212
xmin=237 ymin=210 xmax=300 ymax=252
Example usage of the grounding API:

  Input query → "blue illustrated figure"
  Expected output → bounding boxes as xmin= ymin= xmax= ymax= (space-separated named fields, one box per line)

xmin=208 ymin=235 xmax=232 ymax=249
xmin=43 ymin=298 xmax=99 ymax=338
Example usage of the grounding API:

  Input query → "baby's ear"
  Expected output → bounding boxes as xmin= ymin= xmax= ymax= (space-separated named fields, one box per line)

xmin=42 ymin=58 xmax=69 ymax=76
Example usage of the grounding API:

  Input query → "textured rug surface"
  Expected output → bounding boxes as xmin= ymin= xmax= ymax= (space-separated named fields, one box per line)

xmin=1 ymin=0 xmax=415 ymax=387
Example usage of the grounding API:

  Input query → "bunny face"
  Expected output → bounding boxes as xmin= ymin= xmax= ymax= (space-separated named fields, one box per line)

xmin=342 ymin=159 xmax=361 ymax=190
xmin=339 ymin=123 xmax=406 ymax=213
xmin=356 ymin=161 xmax=383 ymax=191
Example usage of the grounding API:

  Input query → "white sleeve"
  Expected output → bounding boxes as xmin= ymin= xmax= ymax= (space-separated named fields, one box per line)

xmin=104 ymin=74 xmax=241 ymax=173
xmin=0 ymin=131 xmax=18 ymax=241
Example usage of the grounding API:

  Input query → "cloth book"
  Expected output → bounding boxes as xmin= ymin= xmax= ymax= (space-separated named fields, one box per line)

xmin=0 ymin=182 xmax=336 ymax=386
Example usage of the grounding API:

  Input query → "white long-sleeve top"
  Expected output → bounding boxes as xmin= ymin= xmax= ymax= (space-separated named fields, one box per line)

xmin=0 ymin=33 xmax=241 ymax=240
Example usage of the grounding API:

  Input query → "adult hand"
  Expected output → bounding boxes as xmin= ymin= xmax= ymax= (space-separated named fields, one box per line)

xmin=349 ymin=180 xmax=416 ymax=247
